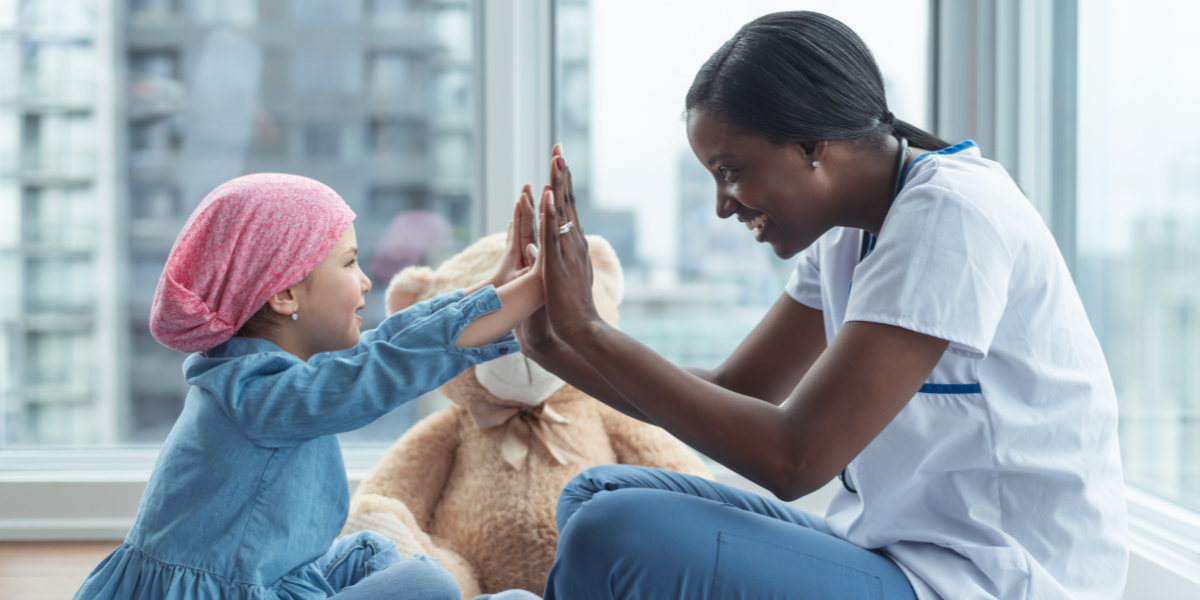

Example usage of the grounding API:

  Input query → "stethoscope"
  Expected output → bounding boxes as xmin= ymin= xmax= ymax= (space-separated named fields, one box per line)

xmin=838 ymin=135 xmax=910 ymax=495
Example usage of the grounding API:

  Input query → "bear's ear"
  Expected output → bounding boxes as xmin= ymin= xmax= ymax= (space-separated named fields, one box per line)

xmin=386 ymin=266 xmax=435 ymax=315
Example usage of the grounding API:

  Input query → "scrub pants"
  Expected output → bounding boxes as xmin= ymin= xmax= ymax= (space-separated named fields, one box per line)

xmin=545 ymin=465 xmax=916 ymax=600
xmin=320 ymin=531 xmax=461 ymax=599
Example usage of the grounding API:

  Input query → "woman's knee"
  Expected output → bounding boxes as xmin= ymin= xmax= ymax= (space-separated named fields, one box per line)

xmin=557 ymin=488 xmax=661 ymax=566
xmin=548 ymin=488 xmax=718 ymax=598
xmin=557 ymin=464 xmax=659 ymax=531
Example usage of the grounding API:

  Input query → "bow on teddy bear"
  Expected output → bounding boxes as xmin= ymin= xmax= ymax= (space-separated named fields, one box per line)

xmin=340 ymin=232 xmax=711 ymax=598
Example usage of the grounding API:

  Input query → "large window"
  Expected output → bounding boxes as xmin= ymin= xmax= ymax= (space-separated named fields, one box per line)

xmin=0 ymin=0 xmax=478 ymax=448
xmin=1076 ymin=0 xmax=1200 ymax=513
xmin=555 ymin=0 xmax=928 ymax=368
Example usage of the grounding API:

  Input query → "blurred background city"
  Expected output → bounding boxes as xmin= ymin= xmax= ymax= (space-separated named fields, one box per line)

xmin=0 ymin=0 xmax=1196 ymax=515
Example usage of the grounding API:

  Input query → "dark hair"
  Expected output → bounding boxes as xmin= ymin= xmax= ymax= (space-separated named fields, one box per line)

xmin=234 ymin=302 xmax=276 ymax=338
xmin=686 ymin=11 xmax=950 ymax=152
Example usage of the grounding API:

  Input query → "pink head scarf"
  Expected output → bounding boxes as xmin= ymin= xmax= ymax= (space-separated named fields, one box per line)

xmin=150 ymin=173 xmax=356 ymax=353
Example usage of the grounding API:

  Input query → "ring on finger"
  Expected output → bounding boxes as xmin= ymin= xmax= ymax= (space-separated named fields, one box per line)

xmin=558 ymin=221 xmax=574 ymax=235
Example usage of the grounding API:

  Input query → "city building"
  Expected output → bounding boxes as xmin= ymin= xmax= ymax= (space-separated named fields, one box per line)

xmin=1 ymin=0 xmax=476 ymax=446
xmin=0 ymin=0 xmax=109 ymax=445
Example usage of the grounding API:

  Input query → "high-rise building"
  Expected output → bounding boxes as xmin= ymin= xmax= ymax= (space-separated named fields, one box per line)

xmin=1 ymin=0 xmax=477 ymax=446
xmin=676 ymin=152 xmax=792 ymax=306
xmin=0 ymin=0 xmax=111 ymax=445
xmin=555 ymin=0 xmax=589 ymax=223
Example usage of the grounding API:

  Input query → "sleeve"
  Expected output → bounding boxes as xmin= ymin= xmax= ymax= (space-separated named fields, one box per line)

xmin=327 ymin=288 xmax=469 ymax=358
xmin=198 ymin=286 xmax=519 ymax=447
xmin=785 ymin=238 xmax=823 ymax=310
xmin=844 ymin=184 xmax=1014 ymax=360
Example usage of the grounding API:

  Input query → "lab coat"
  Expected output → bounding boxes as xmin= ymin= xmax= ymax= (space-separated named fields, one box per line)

xmin=786 ymin=141 xmax=1128 ymax=600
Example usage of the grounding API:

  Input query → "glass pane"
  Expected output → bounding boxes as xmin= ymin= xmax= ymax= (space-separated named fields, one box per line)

xmin=1077 ymin=0 xmax=1200 ymax=512
xmin=555 ymin=0 xmax=927 ymax=368
xmin=0 ymin=0 xmax=478 ymax=447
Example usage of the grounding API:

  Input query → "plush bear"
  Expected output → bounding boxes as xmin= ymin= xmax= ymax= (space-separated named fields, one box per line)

xmin=341 ymin=232 xmax=711 ymax=597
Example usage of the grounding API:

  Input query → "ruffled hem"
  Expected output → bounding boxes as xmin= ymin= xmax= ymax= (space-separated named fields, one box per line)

xmin=73 ymin=543 xmax=332 ymax=600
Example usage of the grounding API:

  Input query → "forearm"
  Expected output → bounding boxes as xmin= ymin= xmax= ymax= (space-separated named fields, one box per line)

xmin=567 ymin=322 xmax=819 ymax=497
xmin=684 ymin=366 xmax=720 ymax=386
xmin=456 ymin=272 xmax=544 ymax=347
xmin=531 ymin=343 xmax=652 ymax=423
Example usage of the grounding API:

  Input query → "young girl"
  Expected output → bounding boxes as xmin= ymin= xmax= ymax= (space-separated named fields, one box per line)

xmin=74 ymin=173 xmax=545 ymax=600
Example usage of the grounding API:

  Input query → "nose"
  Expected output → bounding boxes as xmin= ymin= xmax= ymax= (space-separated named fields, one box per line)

xmin=360 ymin=272 xmax=372 ymax=295
xmin=715 ymin=194 xmax=740 ymax=220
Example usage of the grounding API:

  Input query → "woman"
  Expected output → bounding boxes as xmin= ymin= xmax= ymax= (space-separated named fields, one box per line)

xmin=517 ymin=11 xmax=1127 ymax=600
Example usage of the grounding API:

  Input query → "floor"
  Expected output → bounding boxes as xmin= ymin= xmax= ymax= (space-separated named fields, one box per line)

xmin=0 ymin=541 xmax=120 ymax=600
xmin=0 ymin=475 xmax=834 ymax=600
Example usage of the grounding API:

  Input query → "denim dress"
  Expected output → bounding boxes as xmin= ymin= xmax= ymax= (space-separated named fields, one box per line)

xmin=74 ymin=288 xmax=519 ymax=600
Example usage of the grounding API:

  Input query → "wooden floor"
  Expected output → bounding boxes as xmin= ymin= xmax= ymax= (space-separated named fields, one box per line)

xmin=0 ymin=541 xmax=120 ymax=600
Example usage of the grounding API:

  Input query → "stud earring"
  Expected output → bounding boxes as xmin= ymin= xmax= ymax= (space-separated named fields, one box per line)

xmin=812 ymin=161 xmax=820 ymax=168
xmin=292 ymin=311 xmax=298 ymax=321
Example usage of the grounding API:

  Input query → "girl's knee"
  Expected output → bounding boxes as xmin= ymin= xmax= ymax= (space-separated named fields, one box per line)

xmin=343 ymin=530 xmax=395 ymax=550
xmin=395 ymin=555 xmax=461 ymax=600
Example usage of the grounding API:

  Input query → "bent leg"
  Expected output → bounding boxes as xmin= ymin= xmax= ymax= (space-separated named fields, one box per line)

xmin=319 ymin=531 xmax=404 ymax=590
xmin=322 ymin=531 xmax=460 ymax=600
xmin=556 ymin=464 xmax=829 ymax=533
xmin=330 ymin=555 xmax=461 ymax=600
xmin=547 ymin=466 xmax=914 ymax=600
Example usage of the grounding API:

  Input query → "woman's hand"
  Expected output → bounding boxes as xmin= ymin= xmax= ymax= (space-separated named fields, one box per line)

xmin=538 ymin=147 xmax=604 ymax=344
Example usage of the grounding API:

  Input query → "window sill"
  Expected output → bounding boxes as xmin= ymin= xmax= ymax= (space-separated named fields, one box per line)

xmin=2 ymin=452 xmax=1198 ymax=598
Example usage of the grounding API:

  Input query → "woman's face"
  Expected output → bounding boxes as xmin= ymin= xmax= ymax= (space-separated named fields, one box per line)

xmin=686 ymin=110 xmax=839 ymax=259
xmin=294 ymin=224 xmax=372 ymax=353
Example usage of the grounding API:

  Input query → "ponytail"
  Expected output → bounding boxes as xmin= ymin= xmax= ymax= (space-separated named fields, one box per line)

xmin=892 ymin=119 xmax=950 ymax=152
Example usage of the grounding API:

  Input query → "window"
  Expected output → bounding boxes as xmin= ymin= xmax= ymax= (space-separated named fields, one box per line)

xmin=1076 ymin=0 xmax=1200 ymax=514
xmin=554 ymin=0 xmax=928 ymax=368
xmin=0 ymin=0 xmax=479 ymax=448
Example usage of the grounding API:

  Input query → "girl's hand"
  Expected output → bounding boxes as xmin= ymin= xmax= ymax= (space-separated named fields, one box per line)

xmin=538 ymin=147 xmax=603 ymax=343
xmin=486 ymin=187 xmax=537 ymax=289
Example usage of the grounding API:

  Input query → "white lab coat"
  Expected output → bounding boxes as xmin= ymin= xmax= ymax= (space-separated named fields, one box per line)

xmin=786 ymin=142 xmax=1128 ymax=600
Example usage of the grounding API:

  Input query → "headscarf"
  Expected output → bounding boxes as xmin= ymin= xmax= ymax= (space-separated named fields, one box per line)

xmin=149 ymin=173 xmax=356 ymax=353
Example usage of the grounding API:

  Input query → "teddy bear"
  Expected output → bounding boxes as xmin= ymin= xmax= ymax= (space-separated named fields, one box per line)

xmin=340 ymin=232 xmax=711 ymax=597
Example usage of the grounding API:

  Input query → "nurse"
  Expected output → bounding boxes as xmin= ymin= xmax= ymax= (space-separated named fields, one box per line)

xmin=519 ymin=10 xmax=1128 ymax=600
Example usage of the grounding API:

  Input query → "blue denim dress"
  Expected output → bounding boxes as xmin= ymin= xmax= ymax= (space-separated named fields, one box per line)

xmin=74 ymin=288 xmax=519 ymax=600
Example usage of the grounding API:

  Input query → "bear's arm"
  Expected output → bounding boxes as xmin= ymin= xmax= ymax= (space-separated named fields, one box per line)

xmin=599 ymin=404 xmax=712 ymax=479
xmin=353 ymin=406 xmax=462 ymax=530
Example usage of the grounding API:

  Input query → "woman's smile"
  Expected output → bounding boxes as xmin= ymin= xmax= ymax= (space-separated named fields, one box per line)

xmin=742 ymin=212 xmax=771 ymax=242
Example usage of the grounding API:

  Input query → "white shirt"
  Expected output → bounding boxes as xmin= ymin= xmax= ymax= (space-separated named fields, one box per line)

xmin=786 ymin=141 xmax=1128 ymax=600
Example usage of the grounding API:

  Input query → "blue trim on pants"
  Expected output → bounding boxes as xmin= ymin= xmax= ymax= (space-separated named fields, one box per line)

xmin=545 ymin=465 xmax=916 ymax=600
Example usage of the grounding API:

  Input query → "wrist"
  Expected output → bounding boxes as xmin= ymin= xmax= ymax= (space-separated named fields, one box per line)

xmin=560 ymin=317 xmax=605 ymax=347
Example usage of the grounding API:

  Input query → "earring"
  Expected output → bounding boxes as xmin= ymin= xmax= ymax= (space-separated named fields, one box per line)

xmin=812 ymin=161 xmax=820 ymax=168
xmin=292 ymin=311 xmax=298 ymax=321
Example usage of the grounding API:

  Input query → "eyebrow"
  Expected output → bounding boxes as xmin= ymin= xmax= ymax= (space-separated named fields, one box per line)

xmin=707 ymin=153 xmax=732 ymax=166
xmin=344 ymin=247 xmax=358 ymax=256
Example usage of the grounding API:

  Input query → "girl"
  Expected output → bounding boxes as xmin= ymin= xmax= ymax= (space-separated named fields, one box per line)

xmin=75 ymin=173 xmax=545 ymax=600
xmin=522 ymin=11 xmax=1127 ymax=600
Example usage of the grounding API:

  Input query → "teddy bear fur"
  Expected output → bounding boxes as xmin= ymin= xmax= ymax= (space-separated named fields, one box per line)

xmin=340 ymin=233 xmax=710 ymax=597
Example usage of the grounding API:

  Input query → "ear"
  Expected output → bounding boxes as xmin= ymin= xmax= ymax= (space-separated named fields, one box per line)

xmin=800 ymin=140 xmax=828 ymax=165
xmin=266 ymin=287 xmax=298 ymax=318
xmin=386 ymin=266 xmax=434 ymax=315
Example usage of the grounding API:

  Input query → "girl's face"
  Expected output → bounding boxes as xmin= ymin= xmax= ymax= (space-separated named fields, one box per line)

xmin=686 ymin=110 xmax=839 ymax=259
xmin=294 ymin=224 xmax=372 ymax=354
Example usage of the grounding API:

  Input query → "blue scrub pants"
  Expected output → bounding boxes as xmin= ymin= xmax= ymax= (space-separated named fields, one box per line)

xmin=321 ymin=531 xmax=461 ymax=599
xmin=545 ymin=465 xmax=916 ymax=600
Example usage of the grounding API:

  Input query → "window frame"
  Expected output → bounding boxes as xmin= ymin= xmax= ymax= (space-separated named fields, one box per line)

xmin=930 ymin=0 xmax=1200 ymax=589
xmin=0 ymin=0 xmax=557 ymax=537
xmin=3 ymin=4 xmax=1199 ymax=595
